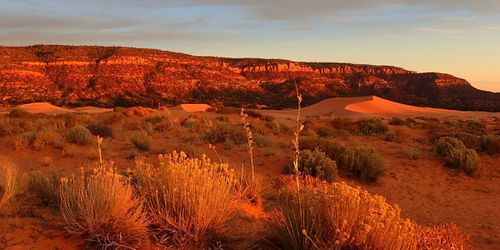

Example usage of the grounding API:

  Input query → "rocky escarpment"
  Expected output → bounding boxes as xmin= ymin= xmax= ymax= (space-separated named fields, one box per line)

xmin=0 ymin=45 xmax=499 ymax=111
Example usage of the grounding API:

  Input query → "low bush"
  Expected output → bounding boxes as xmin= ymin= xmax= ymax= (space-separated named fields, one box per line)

xmin=134 ymin=152 xmax=236 ymax=246
xmin=284 ymin=149 xmax=337 ymax=182
xmin=61 ymin=144 xmax=78 ymax=157
xmin=407 ymin=147 xmax=421 ymax=160
xmin=315 ymin=126 xmax=334 ymax=138
xmin=337 ymin=147 xmax=386 ymax=182
xmin=8 ymin=108 xmax=32 ymax=118
xmin=59 ymin=165 xmax=148 ymax=248
xmin=359 ymin=118 xmax=388 ymax=135
xmin=27 ymin=170 xmax=62 ymax=208
xmin=131 ymin=131 xmax=152 ymax=151
xmin=203 ymin=124 xmax=246 ymax=144
xmin=254 ymin=134 xmax=272 ymax=147
xmin=267 ymin=177 xmax=470 ymax=250
xmin=87 ymin=123 xmax=114 ymax=138
xmin=434 ymin=136 xmax=479 ymax=175
xmin=66 ymin=126 xmax=91 ymax=145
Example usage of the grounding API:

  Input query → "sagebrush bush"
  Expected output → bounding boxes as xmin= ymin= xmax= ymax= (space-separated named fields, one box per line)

xmin=131 ymin=131 xmax=152 ymax=151
xmin=27 ymin=170 xmax=62 ymax=208
xmin=254 ymin=133 xmax=272 ymax=147
xmin=59 ymin=165 xmax=148 ymax=248
xmin=61 ymin=144 xmax=78 ymax=157
xmin=268 ymin=176 xmax=470 ymax=250
xmin=337 ymin=147 xmax=386 ymax=182
xmin=359 ymin=118 xmax=388 ymax=135
xmin=134 ymin=152 xmax=236 ymax=246
xmin=434 ymin=136 xmax=479 ymax=174
xmin=315 ymin=127 xmax=334 ymax=138
xmin=0 ymin=158 xmax=17 ymax=213
xmin=203 ymin=124 xmax=246 ymax=144
xmin=87 ymin=123 xmax=114 ymax=138
xmin=66 ymin=125 xmax=91 ymax=145
xmin=407 ymin=147 xmax=421 ymax=160
xmin=284 ymin=149 xmax=338 ymax=182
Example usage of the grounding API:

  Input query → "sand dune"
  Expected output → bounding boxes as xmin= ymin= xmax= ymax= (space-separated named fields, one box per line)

xmin=11 ymin=102 xmax=112 ymax=114
xmin=177 ymin=104 xmax=212 ymax=112
xmin=259 ymin=96 xmax=499 ymax=119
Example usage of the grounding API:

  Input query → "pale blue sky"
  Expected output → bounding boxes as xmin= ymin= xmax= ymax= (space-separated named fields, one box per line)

xmin=1 ymin=0 xmax=499 ymax=92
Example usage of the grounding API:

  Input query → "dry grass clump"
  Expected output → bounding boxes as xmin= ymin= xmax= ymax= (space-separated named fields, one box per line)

xmin=203 ymin=123 xmax=246 ymax=144
xmin=268 ymin=176 xmax=470 ymax=250
xmin=131 ymin=131 xmax=152 ymax=151
xmin=87 ymin=123 xmax=114 ymax=138
xmin=359 ymin=118 xmax=389 ymax=135
xmin=65 ymin=125 xmax=91 ymax=145
xmin=0 ymin=158 xmax=17 ymax=213
xmin=26 ymin=170 xmax=62 ymax=208
xmin=434 ymin=137 xmax=479 ymax=175
xmin=59 ymin=164 xmax=148 ymax=248
xmin=283 ymin=149 xmax=338 ymax=182
xmin=134 ymin=151 xmax=236 ymax=247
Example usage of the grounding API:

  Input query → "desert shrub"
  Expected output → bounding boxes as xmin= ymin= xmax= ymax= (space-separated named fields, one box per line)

xmin=330 ymin=117 xmax=354 ymax=130
xmin=359 ymin=118 xmax=389 ymax=135
xmin=254 ymin=133 xmax=272 ymax=147
xmin=66 ymin=125 xmax=91 ymax=145
xmin=454 ymin=132 xmax=483 ymax=150
xmin=315 ymin=126 xmax=334 ymax=138
xmin=268 ymin=176 xmax=470 ymax=250
xmin=27 ymin=170 xmax=62 ymax=208
xmin=0 ymin=158 xmax=17 ymax=213
xmin=214 ymin=106 xmax=238 ymax=114
xmin=434 ymin=136 xmax=479 ymax=174
xmin=0 ymin=119 xmax=15 ymax=137
xmin=59 ymin=165 xmax=148 ymax=248
xmin=22 ymin=131 xmax=38 ymax=145
xmin=131 ymin=131 xmax=152 ymax=151
xmin=284 ymin=149 xmax=337 ymax=182
xmin=389 ymin=117 xmax=405 ymax=125
xmin=279 ymin=122 xmax=293 ymax=135
xmin=233 ymin=173 xmax=263 ymax=205
xmin=224 ymin=138 xmax=235 ymax=150
xmin=182 ymin=115 xmax=212 ymax=132
xmin=434 ymin=137 xmax=466 ymax=157
xmin=134 ymin=152 xmax=236 ymax=246
xmin=407 ymin=147 xmax=421 ymax=160
xmin=146 ymin=113 xmax=175 ymax=131
xmin=384 ymin=132 xmax=396 ymax=142
xmin=62 ymin=144 xmax=78 ymax=157
xmin=203 ymin=124 xmax=246 ymax=144
xmin=337 ymin=147 xmax=386 ymax=182
xmin=465 ymin=120 xmax=486 ymax=135
xmin=481 ymin=135 xmax=500 ymax=155
xmin=10 ymin=135 xmax=29 ymax=152
xmin=177 ymin=143 xmax=204 ymax=158
xmin=87 ymin=123 xmax=114 ymax=138
xmin=40 ymin=156 xmax=54 ymax=166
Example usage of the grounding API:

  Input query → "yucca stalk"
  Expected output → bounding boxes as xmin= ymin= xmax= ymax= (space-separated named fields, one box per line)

xmin=240 ymin=108 xmax=256 ymax=181
xmin=292 ymin=82 xmax=304 ymax=193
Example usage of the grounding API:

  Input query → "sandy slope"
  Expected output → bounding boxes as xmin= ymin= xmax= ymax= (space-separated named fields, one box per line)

xmin=259 ymin=96 xmax=499 ymax=119
xmin=11 ymin=102 xmax=112 ymax=114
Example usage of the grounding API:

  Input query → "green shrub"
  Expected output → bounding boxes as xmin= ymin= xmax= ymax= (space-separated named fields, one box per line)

xmin=465 ymin=120 xmax=486 ymax=135
xmin=284 ymin=149 xmax=338 ymax=182
xmin=254 ymin=134 xmax=272 ymax=147
xmin=460 ymin=149 xmax=479 ymax=176
xmin=337 ymin=147 xmax=386 ymax=182
xmin=434 ymin=136 xmax=479 ymax=174
xmin=65 ymin=126 xmax=91 ymax=145
xmin=27 ymin=171 xmax=62 ymax=208
xmin=87 ymin=123 xmax=114 ymax=138
xmin=203 ymin=124 xmax=245 ymax=144
xmin=454 ymin=132 xmax=482 ymax=150
xmin=131 ymin=131 xmax=152 ymax=151
xmin=359 ymin=119 xmax=388 ymax=135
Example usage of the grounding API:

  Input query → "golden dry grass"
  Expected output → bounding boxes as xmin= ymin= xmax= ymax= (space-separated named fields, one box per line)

xmin=59 ymin=164 xmax=148 ymax=248
xmin=269 ymin=176 xmax=470 ymax=250
xmin=0 ymin=157 xmax=17 ymax=213
xmin=134 ymin=151 xmax=236 ymax=247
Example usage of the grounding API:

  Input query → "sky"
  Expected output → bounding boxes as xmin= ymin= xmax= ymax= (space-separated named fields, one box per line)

xmin=1 ymin=0 xmax=500 ymax=92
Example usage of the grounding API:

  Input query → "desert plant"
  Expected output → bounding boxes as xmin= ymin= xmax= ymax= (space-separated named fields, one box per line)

xmin=254 ymin=133 xmax=272 ymax=147
xmin=59 ymin=165 xmax=148 ymax=248
xmin=284 ymin=149 xmax=338 ymax=182
xmin=203 ymin=124 xmax=246 ymax=144
xmin=87 ymin=123 xmax=114 ymax=138
xmin=27 ymin=170 xmax=62 ymax=208
xmin=131 ymin=131 xmax=152 ymax=151
xmin=359 ymin=118 xmax=389 ymax=135
xmin=337 ymin=147 xmax=386 ymax=182
xmin=407 ymin=147 xmax=421 ymax=160
xmin=0 ymin=158 xmax=17 ymax=213
xmin=434 ymin=136 xmax=479 ymax=173
xmin=434 ymin=137 xmax=466 ymax=157
xmin=62 ymin=144 xmax=79 ymax=157
xmin=315 ymin=127 xmax=334 ymax=138
xmin=134 ymin=152 xmax=236 ymax=246
xmin=40 ymin=156 xmax=54 ymax=166
xmin=268 ymin=176 xmax=470 ymax=250
xmin=66 ymin=125 xmax=91 ymax=145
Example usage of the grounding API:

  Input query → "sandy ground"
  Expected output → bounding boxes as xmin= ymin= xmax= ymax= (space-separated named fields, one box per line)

xmin=1 ymin=96 xmax=499 ymax=249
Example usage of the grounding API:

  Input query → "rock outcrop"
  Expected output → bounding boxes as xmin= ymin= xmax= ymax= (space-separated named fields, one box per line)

xmin=0 ymin=45 xmax=498 ymax=111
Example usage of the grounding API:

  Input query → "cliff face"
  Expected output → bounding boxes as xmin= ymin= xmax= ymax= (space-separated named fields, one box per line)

xmin=0 ymin=45 xmax=499 ymax=111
